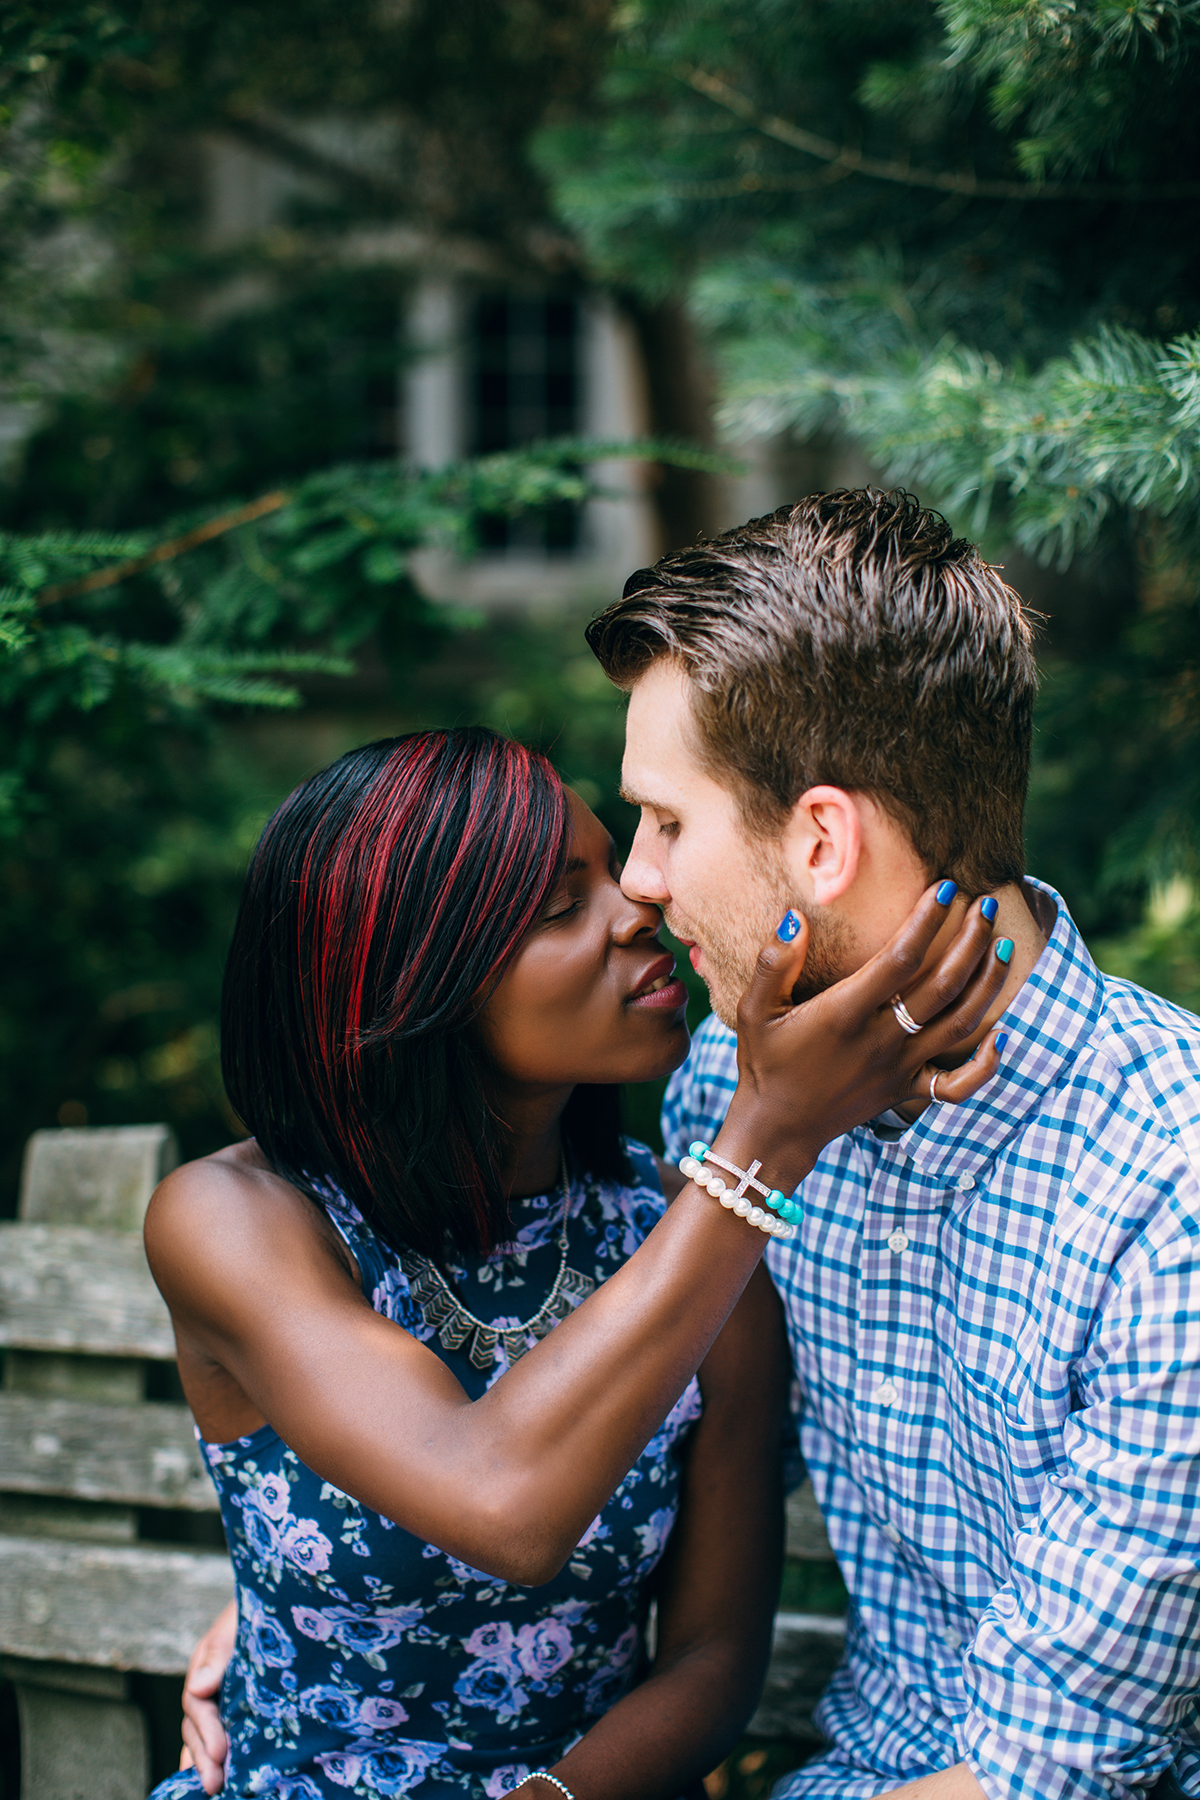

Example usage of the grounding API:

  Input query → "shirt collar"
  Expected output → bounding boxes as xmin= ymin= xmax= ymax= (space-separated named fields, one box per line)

xmin=869 ymin=879 xmax=1105 ymax=1193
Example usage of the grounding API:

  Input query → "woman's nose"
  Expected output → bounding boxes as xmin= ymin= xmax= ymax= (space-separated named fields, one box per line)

xmin=609 ymin=885 xmax=664 ymax=945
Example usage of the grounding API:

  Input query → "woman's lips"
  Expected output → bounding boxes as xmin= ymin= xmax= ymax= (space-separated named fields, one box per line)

xmin=628 ymin=954 xmax=687 ymax=1010
xmin=627 ymin=976 xmax=689 ymax=1011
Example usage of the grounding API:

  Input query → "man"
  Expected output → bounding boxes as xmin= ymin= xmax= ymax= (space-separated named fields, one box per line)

xmin=587 ymin=488 xmax=1200 ymax=1800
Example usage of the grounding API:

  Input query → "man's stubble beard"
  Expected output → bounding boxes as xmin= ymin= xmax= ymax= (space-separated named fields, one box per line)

xmin=667 ymin=853 xmax=856 ymax=1029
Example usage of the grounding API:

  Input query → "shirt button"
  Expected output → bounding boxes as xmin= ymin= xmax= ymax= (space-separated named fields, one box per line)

xmin=954 ymin=1174 xmax=976 ymax=1191
xmin=882 ymin=1522 xmax=902 ymax=1545
xmin=875 ymin=1379 xmax=899 ymax=1405
xmin=942 ymin=1627 xmax=963 ymax=1650
xmin=887 ymin=1229 xmax=910 ymax=1253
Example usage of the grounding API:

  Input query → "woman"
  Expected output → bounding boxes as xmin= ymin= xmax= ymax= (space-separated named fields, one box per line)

xmin=148 ymin=728 xmax=1004 ymax=1800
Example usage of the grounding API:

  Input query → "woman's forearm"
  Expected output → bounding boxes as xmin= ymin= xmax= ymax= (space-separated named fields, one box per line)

xmin=546 ymin=1634 xmax=764 ymax=1800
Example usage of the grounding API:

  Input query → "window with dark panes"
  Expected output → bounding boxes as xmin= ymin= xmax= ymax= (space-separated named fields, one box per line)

xmin=469 ymin=294 xmax=581 ymax=551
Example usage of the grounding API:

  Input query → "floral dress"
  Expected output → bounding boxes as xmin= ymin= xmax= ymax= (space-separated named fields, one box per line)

xmin=150 ymin=1141 xmax=702 ymax=1800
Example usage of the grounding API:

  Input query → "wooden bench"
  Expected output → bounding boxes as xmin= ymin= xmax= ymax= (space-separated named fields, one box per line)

xmin=0 ymin=1125 xmax=844 ymax=1796
xmin=0 ymin=1126 xmax=234 ymax=1800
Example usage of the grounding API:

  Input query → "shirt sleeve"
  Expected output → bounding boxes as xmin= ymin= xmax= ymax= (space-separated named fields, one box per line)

xmin=660 ymin=1013 xmax=740 ymax=1164
xmin=958 ymin=1171 xmax=1200 ymax=1800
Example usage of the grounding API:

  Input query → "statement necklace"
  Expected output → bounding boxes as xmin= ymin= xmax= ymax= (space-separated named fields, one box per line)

xmin=402 ymin=1155 xmax=596 ymax=1372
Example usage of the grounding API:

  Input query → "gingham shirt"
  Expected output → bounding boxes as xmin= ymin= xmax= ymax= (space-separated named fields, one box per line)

xmin=662 ymin=883 xmax=1200 ymax=1800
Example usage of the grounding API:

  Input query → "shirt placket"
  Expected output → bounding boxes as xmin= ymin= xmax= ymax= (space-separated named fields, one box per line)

xmin=850 ymin=1144 xmax=958 ymax=1606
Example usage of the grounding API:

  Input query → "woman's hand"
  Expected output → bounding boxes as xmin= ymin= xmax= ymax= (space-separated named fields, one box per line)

xmin=720 ymin=886 xmax=1006 ymax=1194
xmin=179 ymin=1599 xmax=235 ymax=1795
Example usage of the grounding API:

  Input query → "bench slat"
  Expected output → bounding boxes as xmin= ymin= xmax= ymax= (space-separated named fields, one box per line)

xmin=0 ymin=1394 xmax=217 ymax=1511
xmin=0 ymin=1223 xmax=175 ymax=1358
xmin=0 ymin=1535 xmax=234 ymax=1674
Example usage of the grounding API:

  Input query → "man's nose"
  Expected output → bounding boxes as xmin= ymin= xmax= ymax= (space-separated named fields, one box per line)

xmin=620 ymin=820 xmax=670 ymax=908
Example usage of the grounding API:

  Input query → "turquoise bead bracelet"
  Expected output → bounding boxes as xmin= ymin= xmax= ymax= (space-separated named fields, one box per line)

xmin=678 ymin=1140 xmax=801 ymax=1238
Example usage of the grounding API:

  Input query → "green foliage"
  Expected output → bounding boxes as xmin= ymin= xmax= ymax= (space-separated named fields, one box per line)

xmin=714 ymin=316 xmax=1200 ymax=563
xmin=539 ymin=0 xmax=1200 ymax=353
xmin=1 ymin=436 xmax=712 ymax=809
xmin=940 ymin=0 xmax=1200 ymax=177
xmin=1093 ymin=877 xmax=1200 ymax=1014
xmin=7 ymin=264 xmax=416 ymax=529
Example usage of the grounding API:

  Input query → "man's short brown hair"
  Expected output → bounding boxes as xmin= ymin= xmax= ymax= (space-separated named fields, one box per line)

xmin=587 ymin=488 xmax=1038 ymax=895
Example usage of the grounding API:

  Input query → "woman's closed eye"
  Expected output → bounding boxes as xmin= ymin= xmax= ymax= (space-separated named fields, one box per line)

xmin=540 ymin=894 xmax=582 ymax=925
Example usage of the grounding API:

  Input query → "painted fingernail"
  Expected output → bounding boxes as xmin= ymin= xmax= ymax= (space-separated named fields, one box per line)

xmin=995 ymin=938 xmax=1014 ymax=965
xmin=777 ymin=910 xmax=801 ymax=942
xmin=980 ymin=896 xmax=998 ymax=922
xmin=936 ymin=880 xmax=957 ymax=905
xmin=995 ymin=1032 xmax=1009 ymax=1053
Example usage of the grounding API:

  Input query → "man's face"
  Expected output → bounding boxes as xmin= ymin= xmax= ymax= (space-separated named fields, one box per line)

xmin=619 ymin=659 xmax=852 ymax=1027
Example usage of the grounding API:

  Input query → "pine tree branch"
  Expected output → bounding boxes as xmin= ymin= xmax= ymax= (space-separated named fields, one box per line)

xmin=680 ymin=65 xmax=1200 ymax=202
xmin=38 ymin=490 xmax=290 ymax=604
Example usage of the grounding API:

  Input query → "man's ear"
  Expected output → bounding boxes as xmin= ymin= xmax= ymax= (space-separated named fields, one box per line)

xmin=780 ymin=786 xmax=863 ymax=905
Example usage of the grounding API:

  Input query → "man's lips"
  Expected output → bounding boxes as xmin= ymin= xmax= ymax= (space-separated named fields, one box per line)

xmin=627 ymin=952 xmax=688 ymax=1010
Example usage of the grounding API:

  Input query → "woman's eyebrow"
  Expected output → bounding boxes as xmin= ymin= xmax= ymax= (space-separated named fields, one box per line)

xmin=565 ymin=836 xmax=616 ymax=875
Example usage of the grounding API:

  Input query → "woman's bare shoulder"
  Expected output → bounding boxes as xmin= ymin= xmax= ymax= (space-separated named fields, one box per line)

xmin=148 ymin=1137 xmax=300 ymax=1224
xmin=144 ymin=1139 xmax=350 ymax=1298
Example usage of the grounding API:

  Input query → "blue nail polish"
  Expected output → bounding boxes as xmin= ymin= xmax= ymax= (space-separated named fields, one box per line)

xmin=995 ymin=938 xmax=1014 ymax=965
xmin=936 ymin=880 xmax=957 ymax=905
xmin=980 ymin=896 xmax=998 ymax=922
xmin=777 ymin=910 xmax=801 ymax=942
xmin=995 ymin=1032 xmax=1009 ymax=1053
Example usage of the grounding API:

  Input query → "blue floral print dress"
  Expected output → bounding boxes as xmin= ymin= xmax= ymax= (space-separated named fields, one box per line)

xmin=150 ymin=1142 xmax=702 ymax=1800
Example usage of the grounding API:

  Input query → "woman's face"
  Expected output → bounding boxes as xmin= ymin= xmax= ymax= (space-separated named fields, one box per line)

xmin=479 ymin=792 xmax=691 ymax=1093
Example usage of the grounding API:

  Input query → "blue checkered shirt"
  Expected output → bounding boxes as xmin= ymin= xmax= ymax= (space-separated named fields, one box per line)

xmin=662 ymin=883 xmax=1200 ymax=1800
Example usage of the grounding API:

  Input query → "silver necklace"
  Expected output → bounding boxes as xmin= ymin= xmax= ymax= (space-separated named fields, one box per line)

xmin=402 ymin=1154 xmax=596 ymax=1371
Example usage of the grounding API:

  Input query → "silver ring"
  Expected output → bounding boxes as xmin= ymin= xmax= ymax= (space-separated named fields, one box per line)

xmin=928 ymin=1069 xmax=942 ymax=1105
xmin=891 ymin=996 xmax=922 ymax=1036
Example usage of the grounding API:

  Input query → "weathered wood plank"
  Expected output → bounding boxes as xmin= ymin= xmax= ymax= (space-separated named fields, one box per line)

xmin=12 ymin=1677 xmax=150 ymax=1800
xmin=0 ymin=1496 xmax=137 ymax=1544
xmin=747 ymin=1611 xmax=847 ymax=1743
xmin=19 ymin=1125 xmax=178 ymax=1231
xmin=0 ymin=1224 xmax=175 ymax=1358
xmin=0 ymin=1393 xmax=216 ymax=1511
xmin=0 ymin=1534 xmax=234 ymax=1674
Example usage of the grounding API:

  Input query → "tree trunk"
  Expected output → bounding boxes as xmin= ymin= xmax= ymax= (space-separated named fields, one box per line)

xmin=620 ymin=294 xmax=720 ymax=555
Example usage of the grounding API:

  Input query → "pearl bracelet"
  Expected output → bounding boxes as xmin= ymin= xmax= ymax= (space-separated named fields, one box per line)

xmin=678 ymin=1140 xmax=802 ymax=1238
xmin=514 ymin=1774 xmax=576 ymax=1800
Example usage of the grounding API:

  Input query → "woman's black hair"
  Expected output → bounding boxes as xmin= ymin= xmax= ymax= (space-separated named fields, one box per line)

xmin=221 ymin=728 xmax=629 ymax=1262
